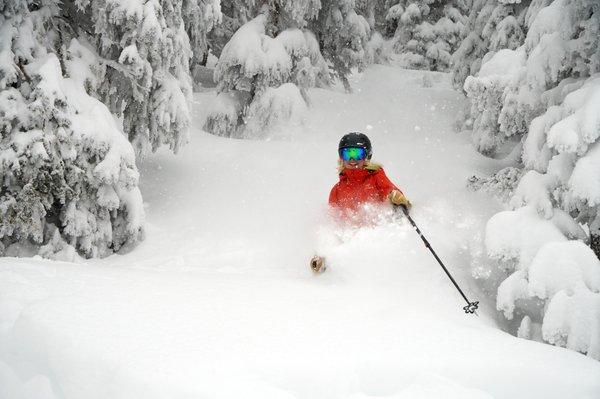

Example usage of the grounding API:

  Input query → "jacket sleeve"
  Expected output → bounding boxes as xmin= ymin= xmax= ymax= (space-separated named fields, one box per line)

xmin=328 ymin=184 xmax=339 ymax=205
xmin=374 ymin=168 xmax=402 ymax=201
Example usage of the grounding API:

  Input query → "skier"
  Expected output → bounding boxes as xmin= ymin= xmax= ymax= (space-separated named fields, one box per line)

xmin=329 ymin=132 xmax=410 ymax=212
xmin=311 ymin=132 xmax=411 ymax=273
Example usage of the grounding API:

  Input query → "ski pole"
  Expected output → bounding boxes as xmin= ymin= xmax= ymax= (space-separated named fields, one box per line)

xmin=395 ymin=205 xmax=479 ymax=315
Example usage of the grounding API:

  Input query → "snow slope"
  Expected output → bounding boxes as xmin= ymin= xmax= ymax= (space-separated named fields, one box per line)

xmin=1 ymin=66 xmax=599 ymax=399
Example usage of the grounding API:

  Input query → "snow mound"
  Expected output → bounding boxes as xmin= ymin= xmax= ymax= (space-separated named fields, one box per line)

xmin=244 ymin=83 xmax=308 ymax=139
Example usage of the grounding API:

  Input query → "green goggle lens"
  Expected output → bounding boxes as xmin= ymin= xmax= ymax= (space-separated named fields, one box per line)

xmin=340 ymin=147 xmax=367 ymax=161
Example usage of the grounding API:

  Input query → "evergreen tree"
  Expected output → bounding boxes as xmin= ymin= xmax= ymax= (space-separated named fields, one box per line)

xmin=0 ymin=1 xmax=144 ymax=259
xmin=71 ymin=0 xmax=194 ymax=155
xmin=207 ymin=0 xmax=257 ymax=60
xmin=451 ymin=0 xmax=531 ymax=90
xmin=182 ymin=0 xmax=222 ymax=82
xmin=465 ymin=0 xmax=600 ymax=359
xmin=313 ymin=0 xmax=371 ymax=92
xmin=205 ymin=0 xmax=335 ymax=138
xmin=386 ymin=0 xmax=469 ymax=71
xmin=356 ymin=0 xmax=391 ymax=36
xmin=204 ymin=11 xmax=327 ymax=138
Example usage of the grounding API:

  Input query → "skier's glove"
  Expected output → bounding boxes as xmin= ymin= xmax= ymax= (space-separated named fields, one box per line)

xmin=389 ymin=190 xmax=411 ymax=209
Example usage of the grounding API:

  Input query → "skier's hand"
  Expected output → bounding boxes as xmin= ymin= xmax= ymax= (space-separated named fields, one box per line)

xmin=389 ymin=190 xmax=411 ymax=209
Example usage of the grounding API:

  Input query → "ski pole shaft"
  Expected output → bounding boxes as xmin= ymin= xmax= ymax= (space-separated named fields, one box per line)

xmin=396 ymin=205 xmax=479 ymax=314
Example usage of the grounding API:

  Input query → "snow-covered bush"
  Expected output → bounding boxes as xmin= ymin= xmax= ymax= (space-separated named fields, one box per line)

xmin=73 ymin=0 xmax=193 ymax=155
xmin=0 ymin=5 xmax=143 ymax=259
xmin=365 ymin=31 xmax=390 ymax=65
xmin=483 ymin=76 xmax=600 ymax=359
xmin=244 ymin=83 xmax=308 ymax=138
xmin=386 ymin=0 xmax=468 ymax=71
xmin=203 ymin=91 xmax=248 ymax=137
xmin=466 ymin=0 xmax=600 ymax=359
xmin=487 ymin=208 xmax=599 ymax=359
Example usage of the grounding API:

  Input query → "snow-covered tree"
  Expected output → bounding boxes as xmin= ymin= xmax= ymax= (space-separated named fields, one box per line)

xmin=486 ymin=206 xmax=599 ymax=359
xmin=463 ymin=47 xmax=527 ymax=155
xmin=0 ymin=2 xmax=144 ymax=259
xmin=364 ymin=31 xmax=389 ymax=65
xmin=314 ymin=0 xmax=371 ymax=91
xmin=465 ymin=0 xmax=598 ymax=156
xmin=451 ymin=0 xmax=530 ymax=90
xmin=207 ymin=0 xmax=386 ymax=137
xmin=386 ymin=0 xmax=469 ymax=71
xmin=205 ymin=6 xmax=328 ymax=138
xmin=71 ymin=0 xmax=193 ymax=155
xmin=182 ymin=0 xmax=222 ymax=82
xmin=462 ymin=0 xmax=599 ymax=156
xmin=356 ymin=0 xmax=390 ymax=34
xmin=276 ymin=28 xmax=329 ymax=101
xmin=207 ymin=0 xmax=258 ymax=60
xmin=465 ymin=0 xmax=600 ymax=359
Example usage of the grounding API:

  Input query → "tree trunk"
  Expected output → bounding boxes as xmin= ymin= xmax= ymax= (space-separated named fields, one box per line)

xmin=591 ymin=216 xmax=600 ymax=260
xmin=591 ymin=233 xmax=600 ymax=260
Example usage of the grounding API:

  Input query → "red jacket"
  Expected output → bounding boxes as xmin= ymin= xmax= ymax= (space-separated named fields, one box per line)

xmin=329 ymin=164 xmax=402 ymax=211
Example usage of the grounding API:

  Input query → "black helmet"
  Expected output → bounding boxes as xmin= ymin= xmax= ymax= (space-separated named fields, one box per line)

xmin=338 ymin=132 xmax=372 ymax=159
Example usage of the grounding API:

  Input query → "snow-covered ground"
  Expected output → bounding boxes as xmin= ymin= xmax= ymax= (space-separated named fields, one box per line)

xmin=1 ymin=66 xmax=599 ymax=399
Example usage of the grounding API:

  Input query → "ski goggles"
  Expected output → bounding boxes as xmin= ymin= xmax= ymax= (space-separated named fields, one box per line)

xmin=339 ymin=147 xmax=367 ymax=161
